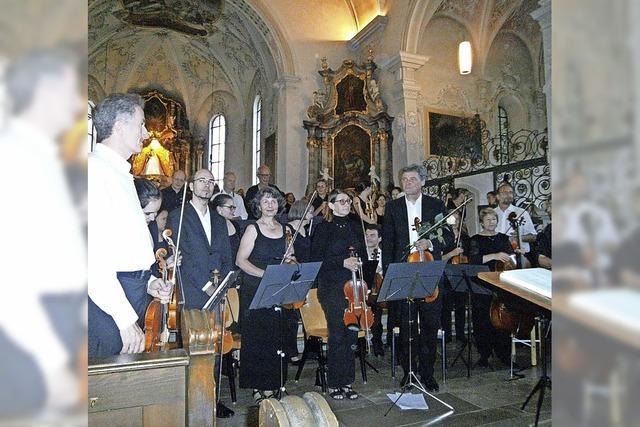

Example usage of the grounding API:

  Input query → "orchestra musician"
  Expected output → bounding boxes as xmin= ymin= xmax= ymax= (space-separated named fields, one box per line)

xmin=467 ymin=208 xmax=516 ymax=367
xmin=236 ymin=187 xmax=292 ymax=404
xmin=382 ymin=164 xmax=450 ymax=392
xmin=88 ymin=93 xmax=171 ymax=357
xmin=494 ymin=182 xmax=537 ymax=258
xmin=364 ymin=223 xmax=385 ymax=357
xmin=440 ymin=210 xmax=470 ymax=344
xmin=311 ymin=189 xmax=366 ymax=400
xmin=166 ymin=169 xmax=233 ymax=310
xmin=165 ymin=169 xmax=235 ymax=418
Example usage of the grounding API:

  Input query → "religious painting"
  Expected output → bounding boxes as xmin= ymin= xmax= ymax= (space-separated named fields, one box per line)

xmin=425 ymin=110 xmax=481 ymax=159
xmin=334 ymin=125 xmax=370 ymax=188
xmin=335 ymin=74 xmax=366 ymax=115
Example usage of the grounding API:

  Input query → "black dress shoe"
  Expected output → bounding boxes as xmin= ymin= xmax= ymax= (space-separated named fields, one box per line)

xmin=373 ymin=342 xmax=385 ymax=357
xmin=422 ymin=376 xmax=439 ymax=392
xmin=216 ymin=401 xmax=235 ymax=418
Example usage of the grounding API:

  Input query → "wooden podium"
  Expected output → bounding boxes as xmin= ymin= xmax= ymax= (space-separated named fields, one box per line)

xmin=89 ymin=309 xmax=219 ymax=426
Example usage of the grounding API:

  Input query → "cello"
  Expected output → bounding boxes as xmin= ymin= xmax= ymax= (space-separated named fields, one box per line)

xmin=343 ymin=247 xmax=375 ymax=352
xmin=490 ymin=211 xmax=534 ymax=336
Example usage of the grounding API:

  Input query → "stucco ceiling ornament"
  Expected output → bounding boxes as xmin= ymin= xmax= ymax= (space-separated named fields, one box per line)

xmin=114 ymin=0 xmax=223 ymax=36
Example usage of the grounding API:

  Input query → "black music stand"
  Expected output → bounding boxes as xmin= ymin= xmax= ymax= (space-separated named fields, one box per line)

xmin=444 ymin=264 xmax=490 ymax=378
xmin=521 ymin=314 xmax=551 ymax=427
xmin=202 ymin=270 xmax=240 ymax=311
xmin=250 ymin=262 xmax=321 ymax=399
xmin=377 ymin=261 xmax=454 ymax=416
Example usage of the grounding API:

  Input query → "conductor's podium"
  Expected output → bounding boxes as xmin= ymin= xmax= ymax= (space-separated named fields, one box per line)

xmin=88 ymin=309 xmax=218 ymax=426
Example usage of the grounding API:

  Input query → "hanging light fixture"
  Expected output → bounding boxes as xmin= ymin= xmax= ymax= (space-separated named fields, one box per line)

xmin=458 ymin=41 xmax=472 ymax=75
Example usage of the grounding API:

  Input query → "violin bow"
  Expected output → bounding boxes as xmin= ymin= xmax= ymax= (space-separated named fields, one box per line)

xmin=280 ymin=190 xmax=317 ymax=265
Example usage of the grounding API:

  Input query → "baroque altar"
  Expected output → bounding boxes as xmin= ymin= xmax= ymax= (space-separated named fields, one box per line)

xmin=303 ymin=53 xmax=393 ymax=192
xmin=130 ymin=90 xmax=204 ymax=184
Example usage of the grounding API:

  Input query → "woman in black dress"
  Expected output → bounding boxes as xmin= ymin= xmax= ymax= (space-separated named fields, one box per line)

xmin=468 ymin=208 xmax=514 ymax=366
xmin=236 ymin=187 xmax=293 ymax=403
xmin=311 ymin=189 xmax=366 ymax=400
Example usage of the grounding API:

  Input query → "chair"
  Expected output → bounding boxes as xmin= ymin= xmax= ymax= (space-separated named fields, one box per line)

xmin=223 ymin=287 xmax=242 ymax=403
xmin=509 ymin=321 xmax=541 ymax=379
xmin=391 ymin=327 xmax=447 ymax=383
xmin=295 ymin=289 xmax=370 ymax=391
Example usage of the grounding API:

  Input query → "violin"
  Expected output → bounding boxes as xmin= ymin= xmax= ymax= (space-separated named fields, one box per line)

xmin=343 ymin=247 xmax=375 ymax=342
xmin=206 ymin=269 xmax=234 ymax=354
xmin=144 ymin=248 xmax=170 ymax=352
xmin=450 ymin=205 xmax=469 ymax=265
xmin=162 ymin=229 xmax=183 ymax=331
xmin=495 ymin=211 xmax=531 ymax=271
xmin=366 ymin=248 xmax=387 ymax=308
xmin=407 ymin=218 xmax=439 ymax=303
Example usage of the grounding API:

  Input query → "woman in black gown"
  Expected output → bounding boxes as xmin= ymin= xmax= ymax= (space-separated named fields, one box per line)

xmin=468 ymin=208 xmax=514 ymax=366
xmin=236 ymin=187 xmax=293 ymax=403
xmin=311 ymin=189 xmax=366 ymax=400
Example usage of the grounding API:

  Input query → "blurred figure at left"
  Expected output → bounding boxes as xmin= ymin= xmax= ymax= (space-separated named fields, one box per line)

xmin=88 ymin=93 xmax=171 ymax=359
xmin=0 ymin=48 xmax=86 ymax=416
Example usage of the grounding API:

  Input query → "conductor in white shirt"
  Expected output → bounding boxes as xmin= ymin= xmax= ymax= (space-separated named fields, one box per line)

xmin=493 ymin=182 xmax=537 ymax=254
xmin=89 ymin=93 xmax=172 ymax=357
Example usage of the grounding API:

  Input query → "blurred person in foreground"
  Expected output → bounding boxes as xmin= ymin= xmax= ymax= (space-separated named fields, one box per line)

xmin=88 ymin=93 xmax=171 ymax=358
xmin=0 ymin=48 xmax=86 ymax=416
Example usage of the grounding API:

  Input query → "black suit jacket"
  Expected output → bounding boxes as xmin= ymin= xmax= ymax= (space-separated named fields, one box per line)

xmin=382 ymin=194 xmax=448 ymax=273
xmin=167 ymin=204 xmax=232 ymax=309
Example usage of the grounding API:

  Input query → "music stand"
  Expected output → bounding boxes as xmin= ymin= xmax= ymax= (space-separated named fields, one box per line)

xmin=377 ymin=261 xmax=454 ymax=416
xmin=443 ymin=264 xmax=490 ymax=378
xmin=202 ymin=270 xmax=240 ymax=310
xmin=250 ymin=262 xmax=321 ymax=399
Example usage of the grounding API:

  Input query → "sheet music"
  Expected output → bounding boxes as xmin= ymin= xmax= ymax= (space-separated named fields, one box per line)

xmin=499 ymin=268 xmax=552 ymax=299
xmin=569 ymin=289 xmax=640 ymax=334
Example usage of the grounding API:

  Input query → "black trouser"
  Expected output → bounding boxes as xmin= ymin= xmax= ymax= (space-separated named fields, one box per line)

xmin=471 ymin=294 xmax=511 ymax=361
xmin=397 ymin=297 xmax=442 ymax=380
xmin=442 ymin=288 xmax=466 ymax=340
xmin=284 ymin=308 xmax=300 ymax=358
xmin=318 ymin=281 xmax=357 ymax=388
xmin=371 ymin=303 xmax=383 ymax=348
xmin=88 ymin=270 xmax=151 ymax=358
xmin=386 ymin=300 xmax=401 ymax=345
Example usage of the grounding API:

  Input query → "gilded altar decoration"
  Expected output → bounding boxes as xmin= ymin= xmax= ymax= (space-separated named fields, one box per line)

xmin=303 ymin=52 xmax=393 ymax=191
xmin=130 ymin=90 xmax=195 ymax=182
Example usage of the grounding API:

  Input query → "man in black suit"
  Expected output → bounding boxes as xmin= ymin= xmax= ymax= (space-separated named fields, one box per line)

xmin=382 ymin=164 xmax=450 ymax=392
xmin=167 ymin=168 xmax=234 ymax=417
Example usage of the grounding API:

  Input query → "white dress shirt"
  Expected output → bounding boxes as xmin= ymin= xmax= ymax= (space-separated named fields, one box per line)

xmin=367 ymin=246 xmax=383 ymax=274
xmin=190 ymin=200 xmax=212 ymax=244
xmin=1 ymin=118 xmax=87 ymax=406
xmin=213 ymin=189 xmax=248 ymax=220
xmin=494 ymin=204 xmax=537 ymax=253
xmin=405 ymin=194 xmax=422 ymax=253
xmin=88 ymin=144 xmax=156 ymax=330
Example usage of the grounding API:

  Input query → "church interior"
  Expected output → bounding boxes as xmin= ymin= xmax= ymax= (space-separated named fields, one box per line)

xmin=87 ymin=0 xmax=553 ymax=426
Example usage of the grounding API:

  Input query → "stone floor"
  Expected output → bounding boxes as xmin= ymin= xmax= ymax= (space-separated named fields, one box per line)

xmin=216 ymin=340 xmax=552 ymax=426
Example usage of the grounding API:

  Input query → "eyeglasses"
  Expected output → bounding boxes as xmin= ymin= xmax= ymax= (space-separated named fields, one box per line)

xmin=334 ymin=198 xmax=352 ymax=206
xmin=222 ymin=205 xmax=236 ymax=210
xmin=257 ymin=173 xmax=270 ymax=177
xmin=195 ymin=178 xmax=216 ymax=186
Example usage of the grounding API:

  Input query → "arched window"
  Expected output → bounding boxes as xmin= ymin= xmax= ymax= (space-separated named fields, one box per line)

xmin=209 ymin=114 xmax=226 ymax=182
xmin=88 ymin=101 xmax=96 ymax=152
xmin=252 ymin=95 xmax=262 ymax=185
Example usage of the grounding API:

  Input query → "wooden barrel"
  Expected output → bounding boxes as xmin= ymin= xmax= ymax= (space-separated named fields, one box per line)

xmin=259 ymin=392 xmax=338 ymax=427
